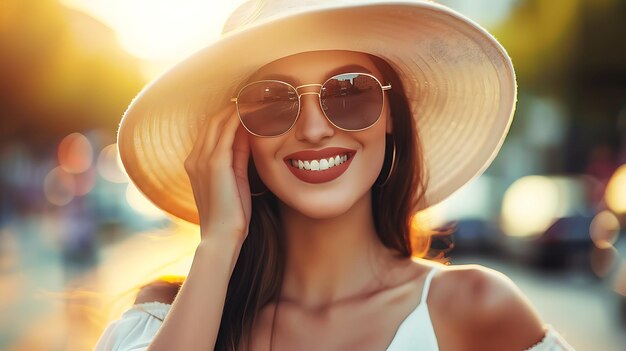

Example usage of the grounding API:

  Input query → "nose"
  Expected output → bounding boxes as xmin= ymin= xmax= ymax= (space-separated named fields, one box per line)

xmin=293 ymin=93 xmax=335 ymax=143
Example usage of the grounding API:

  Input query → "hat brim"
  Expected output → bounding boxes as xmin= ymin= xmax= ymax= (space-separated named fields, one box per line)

xmin=118 ymin=1 xmax=516 ymax=225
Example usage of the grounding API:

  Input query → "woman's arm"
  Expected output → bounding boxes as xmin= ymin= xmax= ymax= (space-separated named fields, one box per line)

xmin=145 ymin=107 xmax=252 ymax=350
xmin=145 ymin=238 xmax=242 ymax=351
xmin=94 ymin=240 xmax=241 ymax=351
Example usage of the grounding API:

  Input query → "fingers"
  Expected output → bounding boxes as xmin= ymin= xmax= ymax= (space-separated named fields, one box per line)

xmin=215 ymin=107 xmax=250 ymax=181
xmin=215 ymin=107 xmax=243 ymax=157
xmin=182 ymin=104 xmax=251 ymax=240
xmin=232 ymin=122 xmax=250 ymax=181
xmin=200 ymin=108 xmax=232 ymax=160
xmin=186 ymin=106 xmax=235 ymax=165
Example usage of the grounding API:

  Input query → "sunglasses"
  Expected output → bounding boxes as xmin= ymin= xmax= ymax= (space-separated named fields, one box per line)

xmin=230 ymin=72 xmax=392 ymax=137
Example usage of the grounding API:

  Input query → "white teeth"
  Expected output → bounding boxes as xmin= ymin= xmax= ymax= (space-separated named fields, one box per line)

xmin=290 ymin=153 xmax=350 ymax=171
xmin=310 ymin=160 xmax=320 ymax=171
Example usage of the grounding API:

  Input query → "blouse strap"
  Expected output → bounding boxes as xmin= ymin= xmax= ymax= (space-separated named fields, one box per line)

xmin=420 ymin=266 xmax=439 ymax=305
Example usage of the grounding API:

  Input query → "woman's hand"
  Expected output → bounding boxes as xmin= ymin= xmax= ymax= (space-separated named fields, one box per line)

xmin=184 ymin=106 xmax=252 ymax=245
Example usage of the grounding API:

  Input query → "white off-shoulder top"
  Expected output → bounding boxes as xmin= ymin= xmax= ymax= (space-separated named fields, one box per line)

xmin=95 ymin=267 xmax=576 ymax=350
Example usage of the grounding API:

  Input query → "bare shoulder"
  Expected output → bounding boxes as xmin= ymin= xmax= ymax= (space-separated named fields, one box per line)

xmin=134 ymin=276 xmax=185 ymax=305
xmin=428 ymin=263 xmax=546 ymax=351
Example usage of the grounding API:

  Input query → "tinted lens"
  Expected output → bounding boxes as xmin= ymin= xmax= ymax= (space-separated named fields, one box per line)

xmin=321 ymin=73 xmax=383 ymax=130
xmin=236 ymin=81 xmax=299 ymax=136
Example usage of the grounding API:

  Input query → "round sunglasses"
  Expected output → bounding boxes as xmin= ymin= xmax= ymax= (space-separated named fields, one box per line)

xmin=230 ymin=72 xmax=392 ymax=137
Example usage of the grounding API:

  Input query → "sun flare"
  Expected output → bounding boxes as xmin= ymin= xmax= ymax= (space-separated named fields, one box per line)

xmin=62 ymin=0 xmax=245 ymax=73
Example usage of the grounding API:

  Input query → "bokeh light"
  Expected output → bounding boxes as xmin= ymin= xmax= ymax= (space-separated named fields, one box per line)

xmin=431 ymin=176 xmax=493 ymax=221
xmin=605 ymin=164 xmax=626 ymax=214
xmin=73 ymin=167 xmax=97 ymax=196
xmin=57 ymin=133 xmax=93 ymax=174
xmin=44 ymin=166 xmax=76 ymax=206
xmin=590 ymin=245 xmax=619 ymax=278
xmin=125 ymin=183 xmax=165 ymax=219
xmin=589 ymin=210 xmax=621 ymax=249
xmin=501 ymin=176 xmax=560 ymax=237
xmin=97 ymin=143 xmax=128 ymax=183
xmin=613 ymin=260 xmax=626 ymax=297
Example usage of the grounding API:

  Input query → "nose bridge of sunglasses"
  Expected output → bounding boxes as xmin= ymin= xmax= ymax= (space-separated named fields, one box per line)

xmin=294 ymin=83 xmax=330 ymax=121
xmin=295 ymin=83 xmax=323 ymax=96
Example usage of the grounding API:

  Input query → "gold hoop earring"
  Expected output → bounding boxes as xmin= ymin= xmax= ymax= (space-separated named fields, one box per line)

xmin=248 ymin=157 xmax=268 ymax=196
xmin=251 ymin=187 xmax=268 ymax=197
xmin=376 ymin=134 xmax=396 ymax=187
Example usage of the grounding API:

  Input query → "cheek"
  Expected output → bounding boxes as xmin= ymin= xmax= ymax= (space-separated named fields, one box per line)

xmin=353 ymin=123 xmax=388 ymax=188
xmin=373 ymin=111 xmax=391 ymax=161
xmin=249 ymin=137 xmax=281 ymax=184
xmin=249 ymin=139 xmax=269 ymax=168
xmin=383 ymin=101 xmax=393 ymax=134
xmin=366 ymin=131 xmax=388 ymax=179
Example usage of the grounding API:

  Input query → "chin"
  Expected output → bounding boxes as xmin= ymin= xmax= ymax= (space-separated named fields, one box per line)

xmin=275 ymin=185 xmax=370 ymax=220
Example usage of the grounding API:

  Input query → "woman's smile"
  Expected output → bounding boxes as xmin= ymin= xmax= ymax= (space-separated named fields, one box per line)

xmin=283 ymin=147 xmax=357 ymax=183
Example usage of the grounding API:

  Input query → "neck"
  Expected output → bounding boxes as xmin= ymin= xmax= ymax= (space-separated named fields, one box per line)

xmin=277 ymin=191 xmax=399 ymax=310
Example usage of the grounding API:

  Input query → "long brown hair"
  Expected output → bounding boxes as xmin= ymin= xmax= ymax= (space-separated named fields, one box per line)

xmin=215 ymin=53 xmax=431 ymax=350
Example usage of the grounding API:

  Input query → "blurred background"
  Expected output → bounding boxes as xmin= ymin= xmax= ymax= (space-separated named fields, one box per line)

xmin=1 ymin=0 xmax=625 ymax=350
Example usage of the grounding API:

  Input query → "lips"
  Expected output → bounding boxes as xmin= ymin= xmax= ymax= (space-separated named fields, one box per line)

xmin=283 ymin=147 xmax=356 ymax=184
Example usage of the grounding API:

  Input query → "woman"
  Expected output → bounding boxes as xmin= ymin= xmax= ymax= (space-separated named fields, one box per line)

xmin=96 ymin=1 xmax=575 ymax=350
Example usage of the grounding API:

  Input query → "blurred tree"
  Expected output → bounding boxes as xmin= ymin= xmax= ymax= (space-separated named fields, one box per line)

xmin=572 ymin=0 xmax=626 ymax=169
xmin=492 ymin=0 xmax=582 ymax=93
xmin=493 ymin=0 xmax=626 ymax=173
xmin=0 ymin=0 xmax=144 ymax=150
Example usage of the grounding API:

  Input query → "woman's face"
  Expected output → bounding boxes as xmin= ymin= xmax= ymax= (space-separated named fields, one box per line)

xmin=246 ymin=50 xmax=392 ymax=219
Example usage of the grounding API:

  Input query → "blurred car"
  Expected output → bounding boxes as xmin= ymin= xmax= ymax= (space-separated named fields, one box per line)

xmin=531 ymin=213 xmax=596 ymax=272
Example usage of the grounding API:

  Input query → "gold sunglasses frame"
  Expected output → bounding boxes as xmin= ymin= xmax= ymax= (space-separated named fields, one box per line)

xmin=230 ymin=72 xmax=392 ymax=138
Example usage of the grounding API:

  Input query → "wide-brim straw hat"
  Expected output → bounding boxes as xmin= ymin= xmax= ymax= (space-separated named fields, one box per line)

xmin=117 ymin=0 xmax=516 ymax=225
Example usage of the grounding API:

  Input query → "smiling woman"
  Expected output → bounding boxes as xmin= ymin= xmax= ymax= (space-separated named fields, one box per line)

xmin=94 ymin=1 xmax=575 ymax=350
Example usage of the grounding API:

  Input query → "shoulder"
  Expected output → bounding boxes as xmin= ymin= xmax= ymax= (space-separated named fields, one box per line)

xmin=94 ymin=277 xmax=184 ymax=350
xmin=430 ymin=263 xmax=546 ymax=351
xmin=134 ymin=276 xmax=185 ymax=305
